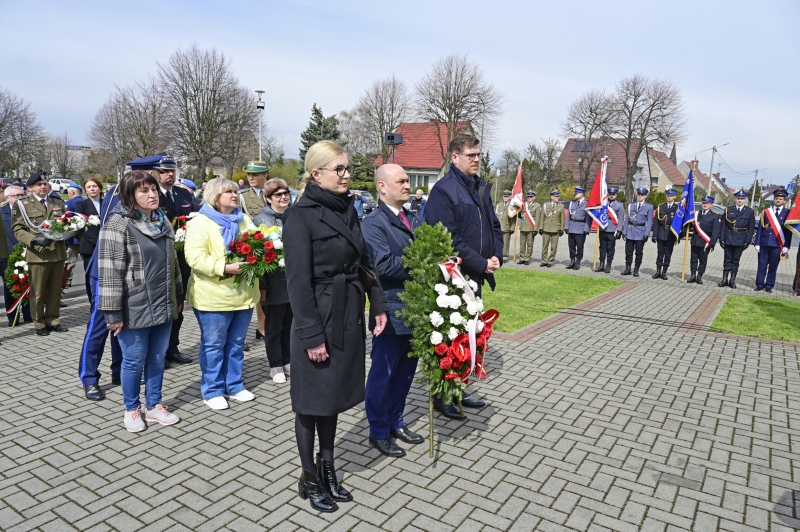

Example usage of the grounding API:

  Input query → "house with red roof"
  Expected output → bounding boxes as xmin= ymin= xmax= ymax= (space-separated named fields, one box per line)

xmin=677 ymin=160 xmax=729 ymax=196
xmin=373 ymin=121 xmax=473 ymax=190
xmin=648 ymin=148 xmax=686 ymax=192
xmin=555 ymin=138 xmax=640 ymax=189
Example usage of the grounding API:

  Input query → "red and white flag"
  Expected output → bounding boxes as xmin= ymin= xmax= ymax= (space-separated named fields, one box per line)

xmin=508 ymin=163 xmax=524 ymax=217
xmin=586 ymin=157 xmax=614 ymax=228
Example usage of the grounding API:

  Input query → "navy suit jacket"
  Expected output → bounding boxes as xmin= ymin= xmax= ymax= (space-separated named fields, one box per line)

xmin=756 ymin=206 xmax=793 ymax=248
xmin=362 ymin=202 xmax=422 ymax=336
xmin=2 ymin=203 xmax=19 ymax=250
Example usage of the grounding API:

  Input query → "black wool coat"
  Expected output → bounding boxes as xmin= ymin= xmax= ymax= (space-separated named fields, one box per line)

xmin=283 ymin=193 xmax=389 ymax=416
xmin=75 ymin=198 xmax=101 ymax=255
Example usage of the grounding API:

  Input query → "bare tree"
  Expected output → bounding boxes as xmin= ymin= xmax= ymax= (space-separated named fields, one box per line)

xmin=50 ymin=133 xmax=78 ymax=179
xmin=356 ymin=75 xmax=410 ymax=162
xmin=88 ymin=96 xmax=134 ymax=179
xmin=0 ymin=88 xmax=24 ymax=150
xmin=338 ymin=108 xmax=372 ymax=156
xmin=561 ymin=89 xmax=612 ymax=189
xmin=414 ymin=53 xmax=503 ymax=171
xmin=159 ymin=44 xmax=254 ymax=181
xmin=525 ymin=138 xmax=574 ymax=193
xmin=602 ymin=75 xmax=687 ymax=202
xmin=118 ymin=78 xmax=170 ymax=158
xmin=218 ymin=86 xmax=258 ymax=179
xmin=0 ymin=88 xmax=45 ymax=177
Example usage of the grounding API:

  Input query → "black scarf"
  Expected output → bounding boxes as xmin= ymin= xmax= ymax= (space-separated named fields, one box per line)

xmin=304 ymin=183 xmax=353 ymax=224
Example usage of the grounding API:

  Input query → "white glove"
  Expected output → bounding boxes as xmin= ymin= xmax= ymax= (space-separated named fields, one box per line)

xmin=782 ymin=247 xmax=789 ymax=255
xmin=755 ymin=245 xmax=760 ymax=253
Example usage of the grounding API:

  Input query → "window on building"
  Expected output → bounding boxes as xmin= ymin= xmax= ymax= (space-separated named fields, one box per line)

xmin=572 ymin=141 xmax=594 ymax=152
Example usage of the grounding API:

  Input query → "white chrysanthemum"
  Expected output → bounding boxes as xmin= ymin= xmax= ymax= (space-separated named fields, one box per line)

xmin=188 ymin=212 xmax=199 ymax=218
xmin=436 ymin=295 xmax=451 ymax=308
xmin=273 ymin=240 xmax=283 ymax=250
xmin=448 ymin=327 xmax=459 ymax=340
xmin=13 ymin=269 xmax=19 ymax=275
xmin=449 ymin=295 xmax=462 ymax=309
xmin=468 ymin=279 xmax=478 ymax=291
xmin=434 ymin=283 xmax=448 ymax=296
xmin=476 ymin=320 xmax=484 ymax=333
xmin=430 ymin=331 xmax=443 ymax=345
xmin=23 ymin=264 xmax=28 ymax=270
xmin=451 ymin=277 xmax=465 ymax=288
xmin=466 ymin=301 xmax=479 ymax=314
xmin=449 ymin=312 xmax=463 ymax=325
xmin=429 ymin=311 xmax=444 ymax=327
xmin=278 ymin=258 xmax=285 ymax=268
xmin=476 ymin=298 xmax=484 ymax=311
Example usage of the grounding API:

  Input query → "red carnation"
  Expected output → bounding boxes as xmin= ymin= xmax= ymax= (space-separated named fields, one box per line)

xmin=264 ymin=241 xmax=274 ymax=250
xmin=253 ymin=232 xmax=263 ymax=240
xmin=229 ymin=242 xmax=236 ymax=251
xmin=240 ymin=244 xmax=252 ymax=254
xmin=178 ymin=215 xmax=187 ymax=220
xmin=247 ymin=254 xmax=257 ymax=264
xmin=444 ymin=372 xmax=458 ymax=381
xmin=240 ymin=232 xmax=250 ymax=241
xmin=13 ymin=284 xmax=20 ymax=291
xmin=434 ymin=343 xmax=448 ymax=355
xmin=439 ymin=357 xmax=453 ymax=370
xmin=263 ymin=250 xmax=277 ymax=263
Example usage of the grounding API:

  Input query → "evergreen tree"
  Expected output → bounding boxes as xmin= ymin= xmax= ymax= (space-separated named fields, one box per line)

xmin=298 ymin=103 xmax=343 ymax=175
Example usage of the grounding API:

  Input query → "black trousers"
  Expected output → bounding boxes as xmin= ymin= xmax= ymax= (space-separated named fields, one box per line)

xmin=625 ymin=239 xmax=645 ymax=266
xmin=655 ymin=237 xmax=676 ymax=268
xmin=568 ymin=232 xmax=587 ymax=261
xmin=81 ymin=252 xmax=93 ymax=304
xmin=263 ymin=302 xmax=293 ymax=367
xmin=690 ymin=245 xmax=710 ymax=274
xmin=598 ymin=232 xmax=617 ymax=263
xmin=723 ymin=245 xmax=745 ymax=275
xmin=167 ymin=253 xmax=192 ymax=356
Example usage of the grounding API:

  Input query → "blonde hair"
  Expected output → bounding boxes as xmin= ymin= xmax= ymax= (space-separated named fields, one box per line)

xmin=203 ymin=177 xmax=239 ymax=210
xmin=299 ymin=140 xmax=346 ymax=197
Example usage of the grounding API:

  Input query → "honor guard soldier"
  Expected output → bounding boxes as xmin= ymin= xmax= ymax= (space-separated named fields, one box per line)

xmin=620 ymin=188 xmax=653 ymax=277
xmin=652 ymin=187 xmax=679 ymax=279
xmin=754 ymin=187 xmax=792 ymax=293
xmin=718 ymin=190 xmax=755 ymax=289
xmin=597 ymin=188 xmax=625 ymax=273
xmin=495 ymin=190 xmax=516 ymax=262
xmin=538 ymin=191 xmax=565 ymax=267
xmin=517 ymin=191 xmax=540 ymax=265
xmin=128 ymin=154 xmax=196 ymax=365
xmin=565 ymin=187 xmax=591 ymax=270
xmin=687 ymin=197 xmax=722 ymax=284
xmin=239 ymin=161 xmax=269 ymax=218
xmin=11 ymin=172 xmax=69 ymax=336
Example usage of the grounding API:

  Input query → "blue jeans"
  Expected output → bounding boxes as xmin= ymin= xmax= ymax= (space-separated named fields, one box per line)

xmin=117 ymin=321 xmax=172 ymax=412
xmin=194 ymin=308 xmax=253 ymax=400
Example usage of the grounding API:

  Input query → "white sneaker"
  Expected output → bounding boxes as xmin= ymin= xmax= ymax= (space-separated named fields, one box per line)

xmin=204 ymin=396 xmax=229 ymax=410
xmin=282 ymin=364 xmax=290 ymax=377
xmin=226 ymin=389 xmax=255 ymax=402
xmin=271 ymin=367 xmax=286 ymax=383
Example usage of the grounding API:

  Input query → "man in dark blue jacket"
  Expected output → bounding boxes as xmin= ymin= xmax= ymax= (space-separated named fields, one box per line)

xmin=424 ymin=133 xmax=503 ymax=419
xmin=362 ymin=164 xmax=424 ymax=458
xmin=754 ymin=187 xmax=792 ymax=293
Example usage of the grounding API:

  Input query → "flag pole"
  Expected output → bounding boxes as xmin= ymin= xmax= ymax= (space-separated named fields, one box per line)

xmin=593 ymin=224 xmax=600 ymax=269
xmin=512 ymin=216 xmax=519 ymax=263
xmin=681 ymin=224 xmax=690 ymax=281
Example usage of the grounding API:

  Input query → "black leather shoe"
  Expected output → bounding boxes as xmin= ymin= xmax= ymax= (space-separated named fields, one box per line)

xmin=163 ymin=358 xmax=172 ymax=370
xmin=390 ymin=427 xmax=424 ymax=444
xmin=243 ymin=341 xmax=250 ymax=352
xmin=546 ymin=263 xmax=553 ymax=268
xmin=369 ymin=436 xmax=406 ymax=457
xmin=298 ymin=467 xmax=338 ymax=512
xmin=754 ymin=286 xmax=764 ymax=291
xmin=255 ymin=330 xmax=264 ymax=340
xmin=84 ymin=384 xmax=105 ymax=401
xmin=166 ymin=352 xmax=192 ymax=364
xmin=621 ymin=264 xmax=632 ymax=276
xmin=539 ymin=262 xmax=547 ymax=267
xmin=765 ymin=288 xmax=773 ymax=293
xmin=111 ymin=376 xmax=121 ymax=386
xmin=604 ymin=262 xmax=612 ymax=274
xmin=36 ymin=329 xmax=50 ymax=336
xmin=729 ymin=274 xmax=737 ymax=289
xmin=517 ymin=260 xmax=525 ymax=264
xmin=59 ymin=301 xmax=68 ymax=307
xmin=461 ymin=396 xmax=486 ymax=409
xmin=696 ymin=274 xmax=704 ymax=285
xmin=433 ymin=398 xmax=465 ymax=419
xmin=316 ymin=455 xmax=353 ymax=502
xmin=48 ymin=325 xmax=69 ymax=332
xmin=524 ymin=261 xmax=531 ymax=265
xmin=633 ymin=266 xmax=640 ymax=277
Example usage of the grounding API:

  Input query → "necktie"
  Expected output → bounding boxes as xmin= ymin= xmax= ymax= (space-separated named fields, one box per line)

xmin=169 ymin=190 xmax=174 ymax=203
xmin=398 ymin=211 xmax=412 ymax=232
xmin=40 ymin=198 xmax=46 ymax=208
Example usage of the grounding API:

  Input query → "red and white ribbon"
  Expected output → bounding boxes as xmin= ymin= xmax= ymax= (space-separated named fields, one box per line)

xmin=437 ymin=256 xmax=479 ymax=374
xmin=523 ymin=202 xmax=536 ymax=229
xmin=764 ymin=208 xmax=787 ymax=254
xmin=5 ymin=286 xmax=29 ymax=314
xmin=693 ymin=213 xmax=711 ymax=250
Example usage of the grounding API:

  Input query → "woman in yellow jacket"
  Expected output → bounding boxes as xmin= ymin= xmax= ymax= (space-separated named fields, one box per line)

xmin=184 ymin=177 xmax=259 ymax=411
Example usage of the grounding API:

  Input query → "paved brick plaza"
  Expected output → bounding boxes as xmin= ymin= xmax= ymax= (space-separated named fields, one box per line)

xmin=2 ymin=234 xmax=800 ymax=531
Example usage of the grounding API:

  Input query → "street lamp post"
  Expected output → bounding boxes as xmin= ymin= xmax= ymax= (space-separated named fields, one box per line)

xmin=255 ymin=90 xmax=265 ymax=161
xmin=477 ymin=94 xmax=486 ymax=179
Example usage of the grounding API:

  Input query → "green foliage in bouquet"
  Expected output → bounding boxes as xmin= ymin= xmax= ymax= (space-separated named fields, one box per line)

xmin=398 ymin=222 xmax=464 ymax=405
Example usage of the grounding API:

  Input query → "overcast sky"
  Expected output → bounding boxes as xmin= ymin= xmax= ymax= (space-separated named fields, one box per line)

xmin=3 ymin=0 xmax=798 ymax=188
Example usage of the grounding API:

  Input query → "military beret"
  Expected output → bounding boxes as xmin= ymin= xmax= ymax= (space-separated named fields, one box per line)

xmin=68 ymin=183 xmax=83 ymax=191
xmin=665 ymin=188 xmax=678 ymax=195
xmin=701 ymin=196 xmax=714 ymax=203
xmin=773 ymin=187 xmax=789 ymax=198
xmin=574 ymin=187 xmax=586 ymax=194
xmin=527 ymin=190 xmax=536 ymax=197
xmin=636 ymin=188 xmax=649 ymax=195
xmin=244 ymin=161 xmax=268 ymax=173
xmin=502 ymin=190 xmax=512 ymax=196
xmin=27 ymin=172 xmax=47 ymax=186
xmin=734 ymin=190 xmax=748 ymax=197
xmin=182 ymin=179 xmax=197 ymax=191
xmin=550 ymin=190 xmax=560 ymax=196
xmin=608 ymin=188 xmax=618 ymax=194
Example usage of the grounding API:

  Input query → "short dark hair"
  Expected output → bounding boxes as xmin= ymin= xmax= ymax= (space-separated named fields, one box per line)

xmin=264 ymin=178 xmax=289 ymax=198
xmin=448 ymin=134 xmax=480 ymax=155
xmin=118 ymin=170 xmax=159 ymax=213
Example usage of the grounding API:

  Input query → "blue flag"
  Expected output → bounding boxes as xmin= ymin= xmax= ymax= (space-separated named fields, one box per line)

xmin=671 ymin=169 xmax=695 ymax=239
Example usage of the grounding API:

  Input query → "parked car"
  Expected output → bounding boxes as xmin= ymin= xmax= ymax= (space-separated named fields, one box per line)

xmin=289 ymin=187 xmax=300 ymax=205
xmin=49 ymin=178 xmax=79 ymax=194
xmin=360 ymin=191 xmax=377 ymax=215
xmin=0 ymin=178 xmax=14 ymax=189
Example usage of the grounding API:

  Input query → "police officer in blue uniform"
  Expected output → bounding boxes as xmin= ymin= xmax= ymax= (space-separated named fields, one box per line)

xmin=718 ymin=190 xmax=755 ymax=289
xmin=754 ymin=187 xmax=792 ymax=293
xmin=596 ymin=188 xmax=625 ymax=273
xmin=620 ymin=188 xmax=653 ymax=277
xmin=129 ymin=153 xmax=197 ymax=365
xmin=651 ymin=188 xmax=679 ymax=280
xmin=687 ymin=197 xmax=722 ymax=284
xmin=565 ymin=187 xmax=591 ymax=270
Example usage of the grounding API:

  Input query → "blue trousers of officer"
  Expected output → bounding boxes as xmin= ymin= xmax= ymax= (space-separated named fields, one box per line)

xmin=756 ymin=246 xmax=782 ymax=290
xmin=365 ymin=334 xmax=418 ymax=440
xmin=79 ymin=275 xmax=122 ymax=386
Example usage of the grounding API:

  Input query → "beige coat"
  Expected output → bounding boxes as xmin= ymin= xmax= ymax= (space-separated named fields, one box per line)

xmin=518 ymin=201 xmax=541 ymax=232
xmin=495 ymin=201 xmax=517 ymax=232
xmin=11 ymin=196 xmax=68 ymax=263
xmin=539 ymin=202 xmax=565 ymax=232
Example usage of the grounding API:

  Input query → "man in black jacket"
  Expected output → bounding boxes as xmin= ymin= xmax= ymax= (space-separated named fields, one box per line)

xmin=718 ymin=190 xmax=756 ymax=288
xmin=687 ymin=197 xmax=722 ymax=284
xmin=652 ymin=188 xmax=679 ymax=280
xmin=423 ymin=134 xmax=503 ymax=419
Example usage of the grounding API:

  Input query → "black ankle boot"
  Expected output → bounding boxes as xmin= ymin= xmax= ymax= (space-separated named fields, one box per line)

xmin=621 ymin=263 xmax=632 ymax=276
xmin=566 ymin=258 xmax=576 ymax=269
xmin=633 ymin=265 xmax=640 ymax=277
xmin=298 ymin=467 xmax=338 ymax=512
xmin=595 ymin=261 xmax=605 ymax=273
xmin=729 ymin=273 xmax=737 ymax=289
xmin=317 ymin=455 xmax=353 ymax=503
xmin=696 ymin=273 xmax=704 ymax=285
xmin=661 ymin=267 xmax=669 ymax=280
xmin=687 ymin=273 xmax=696 ymax=283
xmin=604 ymin=261 xmax=612 ymax=273
xmin=718 ymin=271 xmax=729 ymax=287
xmin=652 ymin=266 xmax=661 ymax=279
xmin=574 ymin=260 xmax=581 ymax=270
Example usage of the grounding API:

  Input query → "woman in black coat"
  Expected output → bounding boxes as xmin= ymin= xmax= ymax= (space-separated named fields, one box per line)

xmin=75 ymin=177 xmax=104 ymax=301
xmin=283 ymin=141 xmax=388 ymax=513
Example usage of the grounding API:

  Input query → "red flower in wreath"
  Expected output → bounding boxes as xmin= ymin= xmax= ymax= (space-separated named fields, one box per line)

xmin=263 ymin=250 xmax=277 ymax=263
xmin=240 ymin=243 xmax=252 ymax=254
xmin=253 ymin=232 xmax=263 ymax=240
xmin=240 ymin=232 xmax=250 ymax=241
xmin=246 ymin=254 xmax=257 ymax=264
xmin=444 ymin=372 xmax=458 ymax=380
xmin=13 ymin=284 xmax=20 ymax=291
xmin=434 ymin=343 xmax=448 ymax=356
xmin=263 ymin=241 xmax=274 ymax=250
xmin=228 ymin=242 xmax=236 ymax=251
xmin=439 ymin=357 xmax=453 ymax=370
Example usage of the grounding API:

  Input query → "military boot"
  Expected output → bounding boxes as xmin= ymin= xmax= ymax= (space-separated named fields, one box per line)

xmin=718 ymin=271 xmax=729 ymax=287
xmin=621 ymin=263 xmax=632 ymax=276
xmin=574 ymin=260 xmax=581 ymax=271
xmin=566 ymin=258 xmax=576 ymax=270
xmin=696 ymin=273 xmax=704 ymax=285
xmin=604 ymin=261 xmax=612 ymax=273
xmin=661 ymin=266 xmax=669 ymax=280
xmin=687 ymin=271 xmax=696 ymax=283
xmin=595 ymin=261 xmax=605 ymax=273
xmin=652 ymin=266 xmax=662 ymax=279
xmin=633 ymin=264 xmax=641 ymax=277
xmin=729 ymin=273 xmax=737 ymax=289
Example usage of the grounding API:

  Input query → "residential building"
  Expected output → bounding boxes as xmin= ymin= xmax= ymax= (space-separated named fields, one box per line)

xmin=648 ymin=147 xmax=686 ymax=192
xmin=677 ymin=160 xmax=729 ymax=196
xmin=556 ymin=138 xmax=652 ymax=194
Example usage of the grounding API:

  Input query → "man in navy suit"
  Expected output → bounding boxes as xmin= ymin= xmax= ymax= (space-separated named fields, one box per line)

xmin=754 ymin=187 xmax=792 ymax=293
xmin=2 ymin=185 xmax=33 ymax=325
xmin=361 ymin=164 xmax=424 ymax=458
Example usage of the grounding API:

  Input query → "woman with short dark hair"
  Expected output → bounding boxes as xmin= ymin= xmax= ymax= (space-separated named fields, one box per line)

xmin=98 ymin=170 xmax=183 ymax=433
xmin=75 ymin=177 xmax=104 ymax=301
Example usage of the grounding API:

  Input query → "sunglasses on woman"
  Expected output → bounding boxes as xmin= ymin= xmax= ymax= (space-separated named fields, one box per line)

xmin=271 ymin=191 xmax=290 ymax=198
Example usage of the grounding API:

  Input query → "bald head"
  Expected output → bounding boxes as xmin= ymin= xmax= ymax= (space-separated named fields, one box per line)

xmin=375 ymin=164 xmax=411 ymax=209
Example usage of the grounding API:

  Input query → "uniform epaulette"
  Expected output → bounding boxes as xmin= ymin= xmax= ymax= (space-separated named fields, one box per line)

xmin=0 ymin=200 xmax=7 ymax=208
